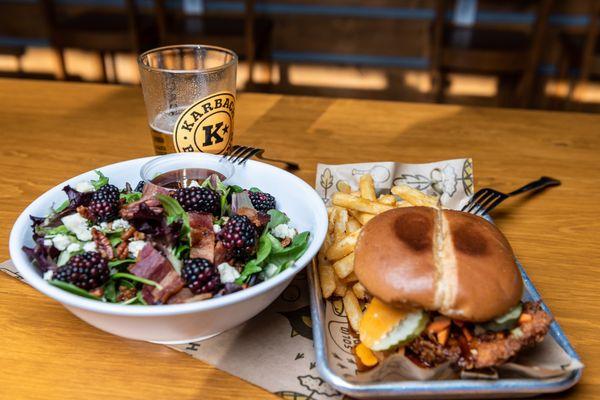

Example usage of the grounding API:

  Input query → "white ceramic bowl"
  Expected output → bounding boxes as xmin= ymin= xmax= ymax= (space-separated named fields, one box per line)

xmin=10 ymin=154 xmax=327 ymax=344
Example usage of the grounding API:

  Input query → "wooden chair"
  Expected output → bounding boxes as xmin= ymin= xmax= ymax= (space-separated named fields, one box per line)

xmin=40 ymin=0 xmax=157 ymax=83
xmin=430 ymin=0 xmax=553 ymax=107
xmin=555 ymin=1 xmax=600 ymax=109
xmin=153 ymin=0 xmax=272 ymax=86
xmin=0 ymin=1 xmax=54 ymax=79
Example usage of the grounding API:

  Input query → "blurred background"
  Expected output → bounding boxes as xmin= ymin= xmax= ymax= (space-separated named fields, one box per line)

xmin=1 ymin=0 xmax=599 ymax=112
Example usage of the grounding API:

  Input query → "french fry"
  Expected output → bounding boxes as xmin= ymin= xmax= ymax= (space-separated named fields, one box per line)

xmin=342 ymin=271 xmax=358 ymax=284
xmin=333 ymin=252 xmax=355 ymax=279
xmin=326 ymin=229 xmax=361 ymax=261
xmin=349 ymin=209 xmax=375 ymax=225
xmin=332 ymin=207 xmax=348 ymax=242
xmin=346 ymin=216 xmax=361 ymax=233
xmin=318 ymin=233 xmax=333 ymax=265
xmin=351 ymin=191 xmax=361 ymax=197
xmin=378 ymin=194 xmax=396 ymax=205
xmin=337 ymin=181 xmax=352 ymax=194
xmin=352 ymin=282 xmax=367 ymax=299
xmin=391 ymin=184 xmax=438 ymax=207
xmin=332 ymin=192 xmax=394 ymax=215
xmin=343 ymin=290 xmax=363 ymax=332
xmin=395 ymin=200 xmax=412 ymax=208
xmin=327 ymin=207 xmax=335 ymax=234
xmin=333 ymin=272 xmax=347 ymax=297
xmin=318 ymin=263 xmax=336 ymax=299
xmin=359 ymin=174 xmax=376 ymax=201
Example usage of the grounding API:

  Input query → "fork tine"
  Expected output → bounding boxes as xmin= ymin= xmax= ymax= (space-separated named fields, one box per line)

xmin=223 ymin=145 xmax=240 ymax=161
xmin=228 ymin=145 xmax=247 ymax=161
xmin=473 ymin=192 xmax=502 ymax=216
xmin=239 ymin=148 xmax=262 ymax=165
xmin=480 ymin=194 xmax=507 ymax=216
xmin=220 ymin=145 xmax=237 ymax=162
xmin=462 ymin=189 xmax=489 ymax=213
xmin=470 ymin=191 xmax=496 ymax=215
xmin=232 ymin=146 xmax=254 ymax=164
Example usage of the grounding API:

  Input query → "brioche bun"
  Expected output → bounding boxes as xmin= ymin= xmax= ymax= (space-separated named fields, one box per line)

xmin=354 ymin=207 xmax=522 ymax=322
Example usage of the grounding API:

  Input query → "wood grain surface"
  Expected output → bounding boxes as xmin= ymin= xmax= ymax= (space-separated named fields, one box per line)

xmin=0 ymin=78 xmax=599 ymax=399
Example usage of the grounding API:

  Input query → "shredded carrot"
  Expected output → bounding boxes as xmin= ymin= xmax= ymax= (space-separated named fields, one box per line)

xmin=518 ymin=313 xmax=533 ymax=324
xmin=437 ymin=328 xmax=449 ymax=345
xmin=462 ymin=326 xmax=473 ymax=342
xmin=355 ymin=343 xmax=379 ymax=367
xmin=427 ymin=316 xmax=451 ymax=334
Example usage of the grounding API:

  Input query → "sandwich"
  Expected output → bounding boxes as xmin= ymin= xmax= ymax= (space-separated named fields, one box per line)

xmin=353 ymin=206 xmax=552 ymax=370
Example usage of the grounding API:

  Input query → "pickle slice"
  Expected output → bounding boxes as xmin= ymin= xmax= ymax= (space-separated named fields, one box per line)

xmin=359 ymin=298 xmax=429 ymax=352
xmin=371 ymin=309 xmax=429 ymax=351
xmin=482 ymin=303 xmax=523 ymax=332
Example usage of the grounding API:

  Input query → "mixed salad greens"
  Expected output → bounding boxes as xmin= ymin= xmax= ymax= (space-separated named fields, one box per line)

xmin=23 ymin=171 xmax=310 ymax=305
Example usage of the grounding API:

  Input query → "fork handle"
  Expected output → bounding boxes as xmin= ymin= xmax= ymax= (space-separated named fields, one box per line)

xmin=508 ymin=176 xmax=561 ymax=196
xmin=255 ymin=154 xmax=300 ymax=171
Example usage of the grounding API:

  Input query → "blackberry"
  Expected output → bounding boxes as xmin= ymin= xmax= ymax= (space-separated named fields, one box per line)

xmin=88 ymin=184 xmax=120 ymax=222
xmin=54 ymin=252 xmax=110 ymax=290
xmin=219 ymin=215 xmax=257 ymax=259
xmin=181 ymin=258 xmax=220 ymax=295
xmin=97 ymin=184 xmax=120 ymax=202
xmin=171 ymin=187 xmax=220 ymax=215
xmin=248 ymin=190 xmax=276 ymax=213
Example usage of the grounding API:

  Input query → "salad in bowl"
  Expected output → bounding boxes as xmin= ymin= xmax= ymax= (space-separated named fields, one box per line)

xmin=24 ymin=171 xmax=310 ymax=306
xmin=11 ymin=153 xmax=326 ymax=343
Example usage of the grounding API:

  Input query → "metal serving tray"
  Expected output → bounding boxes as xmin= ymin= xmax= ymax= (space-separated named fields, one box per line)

xmin=308 ymin=257 xmax=582 ymax=399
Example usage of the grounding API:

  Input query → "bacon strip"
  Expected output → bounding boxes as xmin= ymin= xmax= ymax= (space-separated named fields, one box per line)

xmin=188 ymin=212 xmax=216 ymax=262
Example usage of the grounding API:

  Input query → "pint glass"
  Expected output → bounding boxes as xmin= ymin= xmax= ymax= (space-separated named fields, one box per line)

xmin=138 ymin=45 xmax=237 ymax=155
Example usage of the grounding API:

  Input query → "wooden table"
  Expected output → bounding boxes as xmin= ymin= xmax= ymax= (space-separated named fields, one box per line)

xmin=1 ymin=78 xmax=599 ymax=399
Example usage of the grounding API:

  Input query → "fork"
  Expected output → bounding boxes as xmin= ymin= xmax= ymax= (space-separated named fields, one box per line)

xmin=221 ymin=145 xmax=300 ymax=171
xmin=461 ymin=176 xmax=561 ymax=216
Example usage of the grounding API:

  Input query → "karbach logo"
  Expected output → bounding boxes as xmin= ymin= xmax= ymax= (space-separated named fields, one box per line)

xmin=173 ymin=91 xmax=235 ymax=154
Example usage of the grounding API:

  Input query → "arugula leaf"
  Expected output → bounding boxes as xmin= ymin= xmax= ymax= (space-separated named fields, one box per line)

xmin=219 ymin=194 xmax=230 ymax=217
xmin=255 ymin=234 xmax=272 ymax=264
xmin=104 ymin=280 xmax=117 ymax=302
xmin=229 ymin=185 xmax=244 ymax=193
xmin=156 ymin=194 xmax=191 ymax=243
xmin=200 ymin=177 xmax=214 ymax=189
xmin=135 ymin=290 xmax=147 ymax=305
xmin=173 ymin=242 xmax=190 ymax=259
xmin=53 ymin=200 xmax=70 ymax=213
xmin=49 ymin=280 xmax=100 ymax=300
xmin=266 ymin=209 xmax=290 ymax=231
xmin=91 ymin=170 xmax=109 ymax=190
xmin=38 ymin=225 xmax=70 ymax=237
xmin=120 ymin=192 xmax=142 ymax=204
xmin=249 ymin=187 xmax=262 ymax=193
xmin=108 ymin=259 xmax=135 ymax=268
xmin=235 ymin=260 xmax=262 ymax=285
xmin=266 ymin=233 xmax=284 ymax=254
xmin=120 ymin=296 xmax=139 ymax=305
xmin=110 ymin=272 xmax=163 ymax=290
xmin=265 ymin=232 xmax=310 ymax=268
xmin=109 ymin=235 xmax=122 ymax=247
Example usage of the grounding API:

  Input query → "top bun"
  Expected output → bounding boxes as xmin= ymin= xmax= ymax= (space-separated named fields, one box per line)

xmin=353 ymin=207 xmax=523 ymax=322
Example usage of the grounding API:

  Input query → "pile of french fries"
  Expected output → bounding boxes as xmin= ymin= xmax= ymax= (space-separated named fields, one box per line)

xmin=317 ymin=174 xmax=439 ymax=333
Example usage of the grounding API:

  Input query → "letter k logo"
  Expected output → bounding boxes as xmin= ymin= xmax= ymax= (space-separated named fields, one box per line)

xmin=201 ymin=122 xmax=224 ymax=146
